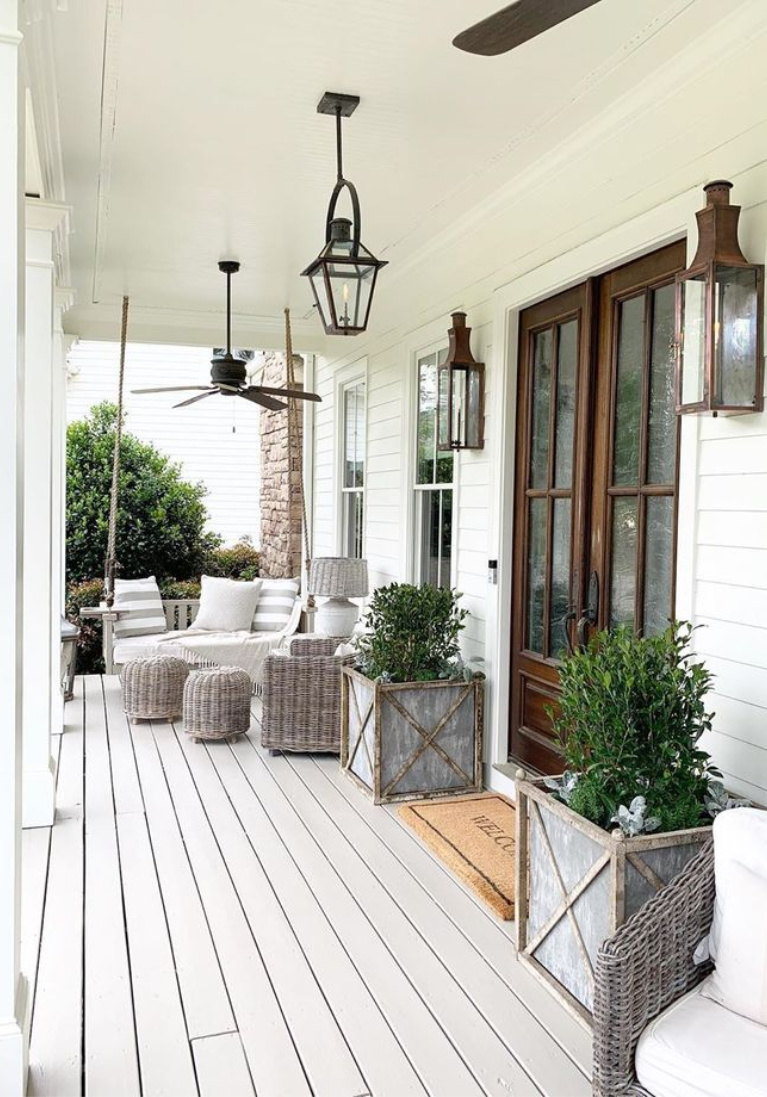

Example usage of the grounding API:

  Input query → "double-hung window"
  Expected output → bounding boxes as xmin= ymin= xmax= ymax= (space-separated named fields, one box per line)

xmin=414 ymin=351 xmax=453 ymax=588
xmin=341 ymin=379 xmax=366 ymax=558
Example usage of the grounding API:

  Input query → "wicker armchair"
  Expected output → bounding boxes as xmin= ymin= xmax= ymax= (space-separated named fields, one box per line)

xmin=261 ymin=636 xmax=353 ymax=753
xmin=592 ymin=839 xmax=715 ymax=1097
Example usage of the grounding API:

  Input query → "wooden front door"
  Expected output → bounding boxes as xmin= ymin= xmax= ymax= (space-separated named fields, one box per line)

xmin=509 ymin=241 xmax=685 ymax=773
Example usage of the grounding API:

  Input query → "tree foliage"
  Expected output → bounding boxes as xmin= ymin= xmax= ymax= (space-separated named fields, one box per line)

xmin=66 ymin=402 xmax=218 ymax=584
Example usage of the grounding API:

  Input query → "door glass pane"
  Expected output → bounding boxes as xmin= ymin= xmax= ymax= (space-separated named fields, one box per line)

xmin=613 ymin=295 xmax=645 ymax=485
xmin=526 ymin=498 xmax=546 ymax=653
xmin=647 ymin=285 xmax=677 ymax=485
xmin=714 ymin=265 xmax=759 ymax=406
xmin=549 ymin=498 xmax=572 ymax=658
xmin=610 ymin=497 xmax=638 ymax=628
xmin=554 ymin=320 xmax=577 ymax=489
xmin=643 ymin=496 xmax=674 ymax=636
xmin=530 ymin=330 xmax=552 ymax=489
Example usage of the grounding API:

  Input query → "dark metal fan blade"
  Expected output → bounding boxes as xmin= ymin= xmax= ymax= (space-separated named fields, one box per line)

xmin=132 ymin=386 xmax=214 ymax=394
xmin=253 ymin=386 xmax=322 ymax=403
xmin=453 ymin=0 xmax=602 ymax=56
xmin=237 ymin=389 xmax=289 ymax=412
xmin=173 ymin=390 xmax=219 ymax=409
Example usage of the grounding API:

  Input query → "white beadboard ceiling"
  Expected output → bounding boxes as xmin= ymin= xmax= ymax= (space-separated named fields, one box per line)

xmin=42 ymin=0 xmax=732 ymax=346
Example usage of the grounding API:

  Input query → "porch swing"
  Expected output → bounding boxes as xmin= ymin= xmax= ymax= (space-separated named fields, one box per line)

xmin=83 ymin=297 xmax=311 ymax=679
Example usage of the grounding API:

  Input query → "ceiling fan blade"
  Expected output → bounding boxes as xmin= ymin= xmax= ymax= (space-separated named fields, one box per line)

xmin=173 ymin=390 xmax=219 ymax=409
xmin=238 ymin=389 xmax=289 ymax=412
xmin=132 ymin=386 xmax=214 ymax=395
xmin=453 ymin=0 xmax=602 ymax=56
xmin=251 ymin=386 xmax=322 ymax=403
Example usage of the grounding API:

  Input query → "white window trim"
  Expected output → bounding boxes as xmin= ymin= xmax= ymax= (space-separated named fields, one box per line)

xmin=410 ymin=340 xmax=459 ymax=589
xmin=334 ymin=358 xmax=368 ymax=557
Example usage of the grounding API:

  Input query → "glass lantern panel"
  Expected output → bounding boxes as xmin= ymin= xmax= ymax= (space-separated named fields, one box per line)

xmin=325 ymin=260 xmax=376 ymax=331
xmin=714 ymin=264 xmax=759 ymax=407
xmin=466 ymin=367 xmax=483 ymax=448
xmin=309 ymin=268 xmax=333 ymax=332
xmin=451 ymin=367 xmax=467 ymax=446
xmin=680 ymin=274 xmax=707 ymax=406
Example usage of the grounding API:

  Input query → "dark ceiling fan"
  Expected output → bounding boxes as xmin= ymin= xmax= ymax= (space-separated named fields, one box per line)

xmin=132 ymin=261 xmax=321 ymax=411
xmin=453 ymin=0 xmax=602 ymax=57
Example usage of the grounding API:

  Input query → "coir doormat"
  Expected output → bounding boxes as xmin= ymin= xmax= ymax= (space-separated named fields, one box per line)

xmin=398 ymin=793 xmax=516 ymax=920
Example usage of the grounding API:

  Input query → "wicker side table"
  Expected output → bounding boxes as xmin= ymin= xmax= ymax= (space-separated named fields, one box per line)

xmin=183 ymin=667 xmax=252 ymax=744
xmin=121 ymin=656 xmax=189 ymax=722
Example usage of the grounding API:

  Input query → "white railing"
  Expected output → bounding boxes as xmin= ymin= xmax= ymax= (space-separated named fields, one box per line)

xmin=162 ymin=598 xmax=200 ymax=631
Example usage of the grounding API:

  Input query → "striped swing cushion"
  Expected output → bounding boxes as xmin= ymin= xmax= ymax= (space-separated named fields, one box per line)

xmin=113 ymin=576 xmax=167 ymax=639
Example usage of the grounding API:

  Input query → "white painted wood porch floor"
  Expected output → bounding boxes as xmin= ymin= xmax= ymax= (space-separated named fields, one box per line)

xmin=22 ymin=675 xmax=592 ymax=1097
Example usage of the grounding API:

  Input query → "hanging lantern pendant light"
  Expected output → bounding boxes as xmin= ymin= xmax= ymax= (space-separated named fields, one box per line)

xmin=302 ymin=92 xmax=387 ymax=336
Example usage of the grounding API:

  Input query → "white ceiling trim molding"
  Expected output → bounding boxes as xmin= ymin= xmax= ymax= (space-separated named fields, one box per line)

xmin=21 ymin=2 xmax=66 ymax=202
xmin=91 ymin=0 xmax=124 ymax=305
xmin=25 ymin=198 xmax=71 ymax=287
xmin=379 ymin=0 xmax=767 ymax=295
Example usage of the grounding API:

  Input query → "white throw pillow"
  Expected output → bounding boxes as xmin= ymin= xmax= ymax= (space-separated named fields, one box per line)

xmin=113 ymin=576 xmax=166 ymax=638
xmin=194 ymin=576 xmax=262 ymax=632
xmin=252 ymin=577 xmax=299 ymax=632
xmin=702 ymin=859 xmax=767 ymax=1026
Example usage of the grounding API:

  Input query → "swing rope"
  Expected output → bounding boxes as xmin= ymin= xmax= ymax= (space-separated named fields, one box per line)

xmin=104 ymin=295 xmax=130 ymax=607
xmin=284 ymin=307 xmax=312 ymax=580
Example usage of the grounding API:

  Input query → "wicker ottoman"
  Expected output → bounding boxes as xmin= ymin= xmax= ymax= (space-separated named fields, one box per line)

xmin=121 ymin=656 xmax=189 ymax=722
xmin=183 ymin=667 xmax=252 ymax=744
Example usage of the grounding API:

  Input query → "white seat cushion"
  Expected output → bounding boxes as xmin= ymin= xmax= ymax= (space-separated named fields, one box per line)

xmin=193 ymin=575 xmax=262 ymax=632
xmin=636 ymin=977 xmax=767 ymax=1097
xmin=113 ymin=632 xmax=178 ymax=665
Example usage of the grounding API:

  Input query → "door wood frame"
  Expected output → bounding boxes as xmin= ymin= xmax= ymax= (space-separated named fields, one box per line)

xmin=485 ymin=188 xmax=701 ymax=787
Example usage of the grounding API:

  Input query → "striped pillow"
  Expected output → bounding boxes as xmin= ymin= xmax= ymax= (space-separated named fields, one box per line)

xmin=113 ymin=576 xmax=166 ymax=639
xmin=252 ymin=578 xmax=299 ymax=633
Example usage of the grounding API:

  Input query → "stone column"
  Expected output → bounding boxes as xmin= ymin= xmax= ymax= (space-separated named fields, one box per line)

xmin=0 ymin=0 xmax=28 ymax=1089
xmin=22 ymin=201 xmax=68 ymax=829
xmin=258 ymin=352 xmax=304 ymax=578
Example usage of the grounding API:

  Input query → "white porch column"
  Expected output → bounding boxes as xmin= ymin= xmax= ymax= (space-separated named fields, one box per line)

xmin=0 ymin=0 xmax=28 ymax=1091
xmin=22 ymin=201 xmax=68 ymax=827
xmin=50 ymin=296 xmax=73 ymax=737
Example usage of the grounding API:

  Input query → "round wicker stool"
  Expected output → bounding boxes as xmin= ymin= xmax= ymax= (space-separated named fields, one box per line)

xmin=183 ymin=667 xmax=252 ymax=744
xmin=121 ymin=656 xmax=189 ymax=722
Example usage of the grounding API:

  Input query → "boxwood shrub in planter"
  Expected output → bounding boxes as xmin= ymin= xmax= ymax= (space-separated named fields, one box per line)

xmin=340 ymin=583 xmax=484 ymax=804
xmin=515 ymin=623 xmax=743 ymax=1025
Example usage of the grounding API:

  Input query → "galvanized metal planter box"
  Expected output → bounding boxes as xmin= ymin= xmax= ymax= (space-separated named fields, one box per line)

xmin=340 ymin=666 xmax=483 ymax=804
xmin=514 ymin=773 xmax=711 ymax=1027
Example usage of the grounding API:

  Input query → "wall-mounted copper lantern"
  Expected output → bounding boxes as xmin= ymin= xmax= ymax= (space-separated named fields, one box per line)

xmin=676 ymin=180 xmax=764 ymax=415
xmin=301 ymin=92 xmax=387 ymax=337
xmin=437 ymin=312 xmax=485 ymax=450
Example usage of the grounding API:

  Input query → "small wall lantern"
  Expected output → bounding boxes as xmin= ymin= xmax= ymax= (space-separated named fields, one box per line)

xmin=437 ymin=312 xmax=485 ymax=450
xmin=676 ymin=180 xmax=764 ymax=415
xmin=301 ymin=92 xmax=387 ymax=337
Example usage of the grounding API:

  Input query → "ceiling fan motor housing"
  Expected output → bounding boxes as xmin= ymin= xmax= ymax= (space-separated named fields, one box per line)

xmin=211 ymin=352 xmax=247 ymax=390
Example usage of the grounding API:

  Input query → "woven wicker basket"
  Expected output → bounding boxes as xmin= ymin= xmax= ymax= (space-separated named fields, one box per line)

xmin=121 ymin=656 xmax=189 ymax=722
xmin=183 ymin=667 xmax=252 ymax=743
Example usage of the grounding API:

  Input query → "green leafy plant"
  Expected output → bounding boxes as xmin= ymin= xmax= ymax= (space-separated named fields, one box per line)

xmin=550 ymin=623 xmax=718 ymax=834
xmin=355 ymin=583 xmax=468 ymax=683
xmin=204 ymin=537 xmax=261 ymax=580
xmin=66 ymin=402 xmax=219 ymax=585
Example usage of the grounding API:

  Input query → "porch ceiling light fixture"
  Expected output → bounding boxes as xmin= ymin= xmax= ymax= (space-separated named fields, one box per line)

xmin=437 ymin=312 xmax=485 ymax=450
xmin=676 ymin=180 xmax=764 ymax=416
xmin=301 ymin=91 xmax=387 ymax=336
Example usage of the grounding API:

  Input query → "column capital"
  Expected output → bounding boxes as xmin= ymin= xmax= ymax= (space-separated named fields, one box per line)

xmin=25 ymin=198 xmax=70 ymax=234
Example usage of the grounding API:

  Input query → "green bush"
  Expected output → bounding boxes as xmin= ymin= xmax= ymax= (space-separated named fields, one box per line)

xmin=551 ymin=623 xmax=717 ymax=834
xmin=204 ymin=537 xmax=261 ymax=580
xmin=66 ymin=402 xmax=219 ymax=585
xmin=66 ymin=578 xmax=106 ymax=674
xmin=356 ymin=583 xmax=467 ymax=683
